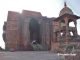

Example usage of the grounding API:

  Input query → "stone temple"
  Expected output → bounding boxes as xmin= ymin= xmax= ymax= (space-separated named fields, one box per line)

xmin=3 ymin=3 xmax=80 ymax=52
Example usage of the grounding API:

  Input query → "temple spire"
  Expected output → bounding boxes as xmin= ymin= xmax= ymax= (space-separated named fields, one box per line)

xmin=64 ymin=2 xmax=67 ymax=7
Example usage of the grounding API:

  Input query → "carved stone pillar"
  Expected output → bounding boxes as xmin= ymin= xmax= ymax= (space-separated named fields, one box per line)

xmin=64 ymin=17 xmax=70 ymax=42
xmin=74 ymin=20 xmax=78 ymax=36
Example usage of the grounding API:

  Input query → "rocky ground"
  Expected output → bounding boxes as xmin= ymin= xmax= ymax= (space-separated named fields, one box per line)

xmin=0 ymin=51 xmax=64 ymax=60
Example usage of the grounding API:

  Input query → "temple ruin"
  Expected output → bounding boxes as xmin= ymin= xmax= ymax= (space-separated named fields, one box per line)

xmin=3 ymin=3 xmax=80 ymax=52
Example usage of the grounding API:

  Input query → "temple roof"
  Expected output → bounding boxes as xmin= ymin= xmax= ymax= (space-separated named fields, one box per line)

xmin=54 ymin=14 xmax=80 ymax=21
xmin=59 ymin=2 xmax=73 ymax=16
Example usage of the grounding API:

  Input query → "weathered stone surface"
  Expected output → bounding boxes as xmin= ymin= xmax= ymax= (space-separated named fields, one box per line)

xmin=0 ymin=51 xmax=63 ymax=60
xmin=3 ymin=3 xmax=80 ymax=52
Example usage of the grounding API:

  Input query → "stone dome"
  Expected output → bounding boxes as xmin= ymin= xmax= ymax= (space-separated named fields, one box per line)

xmin=59 ymin=3 xmax=73 ymax=16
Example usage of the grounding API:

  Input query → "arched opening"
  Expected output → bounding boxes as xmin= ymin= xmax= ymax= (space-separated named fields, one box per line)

xmin=60 ymin=19 xmax=66 ymax=27
xmin=60 ymin=32 xmax=63 ymax=36
xmin=29 ymin=18 xmax=40 ymax=44
xmin=70 ymin=31 xmax=74 ymax=36
xmin=69 ymin=21 xmax=75 ymax=27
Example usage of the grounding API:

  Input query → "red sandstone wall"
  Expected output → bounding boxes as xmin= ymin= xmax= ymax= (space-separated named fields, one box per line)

xmin=6 ymin=11 xmax=20 ymax=51
xmin=22 ymin=10 xmax=42 ymax=17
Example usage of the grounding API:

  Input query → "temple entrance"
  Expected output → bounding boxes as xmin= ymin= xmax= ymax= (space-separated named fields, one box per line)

xmin=29 ymin=18 xmax=40 ymax=44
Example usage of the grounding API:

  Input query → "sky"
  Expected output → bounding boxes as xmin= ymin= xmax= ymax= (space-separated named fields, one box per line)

xmin=0 ymin=0 xmax=80 ymax=49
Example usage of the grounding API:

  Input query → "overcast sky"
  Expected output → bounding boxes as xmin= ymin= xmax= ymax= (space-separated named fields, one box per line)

xmin=0 ymin=0 xmax=80 ymax=49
